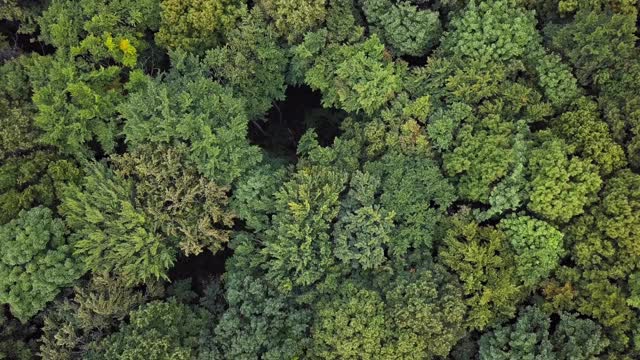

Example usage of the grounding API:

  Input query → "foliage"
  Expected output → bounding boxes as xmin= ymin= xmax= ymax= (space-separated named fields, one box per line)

xmin=299 ymin=32 xmax=403 ymax=115
xmin=111 ymin=143 xmax=235 ymax=256
xmin=213 ymin=233 xmax=312 ymax=360
xmin=0 ymin=307 xmax=37 ymax=360
xmin=121 ymin=51 xmax=262 ymax=185
xmin=40 ymin=273 xmax=164 ymax=359
xmin=439 ymin=212 xmax=524 ymax=330
xmin=441 ymin=0 xmax=540 ymax=66
xmin=527 ymin=133 xmax=602 ymax=223
xmin=86 ymin=299 xmax=213 ymax=360
xmin=0 ymin=207 xmax=83 ymax=321
xmin=60 ymin=162 xmax=175 ymax=285
xmin=156 ymin=0 xmax=245 ymax=53
xmin=204 ymin=9 xmax=289 ymax=119
xmin=568 ymin=169 xmax=640 ymax=279
xmin=498 ymin=215 xmax=564 ymax=286
xmin=258 ymin=0 xmax=327 ymax=43
xmin=263 ymin=164 xmax=347 ymax=291
xmin=0 ymin=58 xmax=80 ymax=224
xmin=364 ymin=151 xmax=456 ymax=259
xmin=361 ymin=0 xmax=442 ymax=57
xmin=311 ymin=265 xmax=466 ymax=359
xmin=479 ymin=306 xmax=609 ymax=359
xmin=3 ymin=0 xmax=640 ymax=357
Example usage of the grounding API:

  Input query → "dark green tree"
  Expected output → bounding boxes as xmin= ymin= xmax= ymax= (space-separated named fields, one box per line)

xmin=121 ymin=51 xmax=262 ymax=186
xmin=0 ymin=207 xmax=83 ymax=321
xmin=479 ymin=306 xmax=609 ymax=360
xmin=361 ymin=0 xmax=442 ymax=57
xmin=86 ymin=299 xmax=213 ymax=360
xmin=204 ymin=9 xmax=288 ymax=119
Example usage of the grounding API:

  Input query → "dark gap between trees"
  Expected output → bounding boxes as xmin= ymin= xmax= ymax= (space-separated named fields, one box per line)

xmin=249 ymin=85 xmax=345 ymax=160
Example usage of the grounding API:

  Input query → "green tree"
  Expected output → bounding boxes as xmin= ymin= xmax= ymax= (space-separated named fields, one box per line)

xmin=479 ymin=306 xmax=609 ymax=360
xmin=86 ymin=299 xmax=213 ymax=360
xmin=361 ymin=0 xmax=441 ymax=57
xmin=231 ymin=162 xmax=288 ymax=232
xmin=552 ymin=98 xmax=626 ymax=176
xmin=568 ymin=169 xmax=640 ymax=279
xmin=60 ymin=162 xmax=174 ymax=285
xmin=332 ymin=173 xmax=395 ymax=271
xmin=548 ymin=2 xmax=640 ymax=168
xmin=111 ymin=143 xmax=235 ymax=256
xmin=527 ymin=133 xmax=602 ymax=223
xmin=263 ymin=164 xmax=347 ymax=291
xmin=40 ymin=273 xmax=164 ymax=359
xmin=204 ymin=9 xmax=288 ymax=119
xmin=441 ymin=0 xmax=540 ymax=66
xmin=311 ymin=281 xmax=386 ymax=359
xmin=297 ymin=32 xmax=403 ymax=115
xmin=439 ymin=212 xmax=524 ymax=330
xmin=257 ymin=0 xmax=327 ymax=43
xmin=121 ymin=51 xmax=262 ymax=186
xmin=37 ymin=0 xmax=160 ymax=51
xmin=0 ymin=57 xmax=80 ymax=224
xmin=156 ymin=0 xmax=245 ymax=52
xmin=498 ymin=215 xmax=564 ymax=286
xmin=214 ymin=234 xmax=312 ymax=360
xmin=364 ymin=151 xmax=456 ymax=259
xmin=311 ymin=265 xmax=466 ymax=359
xmin=0 ymin=207 xmax=83 ymax=321
xmin=381 ymin=265 xmax=466 ymax=359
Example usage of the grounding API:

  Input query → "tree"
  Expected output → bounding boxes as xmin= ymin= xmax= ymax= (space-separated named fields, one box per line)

xmin=231 ymin=162 xmax=288 ymax=232
xmin=0 ymin=57 xmax=80 ymax=224
xmin=257 ymin=0 xmax=327 ymax=43
xmin=311 ymin=281 xmax=386 ymax=359
xmin=298 ymin=32 xmax=404 ymax=115
xmin=548 ymin=2 xmax=640 ymax=168
xmin=479 ymin=306 xmax=609 ymax=360
xmin=0 ymin=207 xmax=83 ymax=321
xmin=37 ymin=0 xmax=160 ymax=52
xmin=381 ymin=265 xmax=466 ymax=359
xmin=86 ymin=299 xmax=214 ymax=360
xmin=364 ymin=151 xmax=456 ymax=259
xmin=527 ymin=133 xmax=602 ymax=223
xmin=214 ymin=234 xmax=312 ymax=360
xmin=121 ymin=51 xmax=262 ymax=186
xmin=204 ymin=9 xmax=288 ymax=119
xmin=263 ymin=164 xmax=347 ymax=291
xmin=156 ymin=0 xmax=245 ymax=53
xmin=311 ymin=265 xmax=466 ymax=359
xmin=439 ymin=212 xmax=524 ymax=330
xmin=28 ymin=50 xmax=144 ymax=156
xmin=111 ymin=143 xmax=235 ymax=256
xmin=40 ymin=272 xmax=164 ymax=359
xmin=568 ymin=169 xmax=640 ymax=279
xmin=498 ymin=215 xmax=564 ymax=287
xmin=442 ymin=111 xmax=520 ymax=203
xmin=551 ymin=97 xmax=626 ymax=176
xmin=332 ymin=172 xmax=395 ymax=271
xmin=361 ymin=0 xmax=442 ymax=57
xmin=0 ymin=307 xmax=37 ymax=360
xmin=441 ymin=0 xmax=540 ymax=66
xmin=60 ymin=162 xmax=175 ymax=285
xmin=31 ymin=0 xmax=165 ymax=156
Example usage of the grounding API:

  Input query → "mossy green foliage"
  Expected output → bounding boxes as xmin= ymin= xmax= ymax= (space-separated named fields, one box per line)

xmin=3 ymin=0 xmax=640 ymax=358
xmin=0 ymin=207 xmax=83 ymax=321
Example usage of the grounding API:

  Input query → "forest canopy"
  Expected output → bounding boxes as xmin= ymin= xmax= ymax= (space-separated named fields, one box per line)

xmin=2 ymin=0 xmax=640 ymax=359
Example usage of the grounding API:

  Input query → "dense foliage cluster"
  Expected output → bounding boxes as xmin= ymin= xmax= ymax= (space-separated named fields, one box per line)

xmin=2 ymin=0 xmax=640 ymax=358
